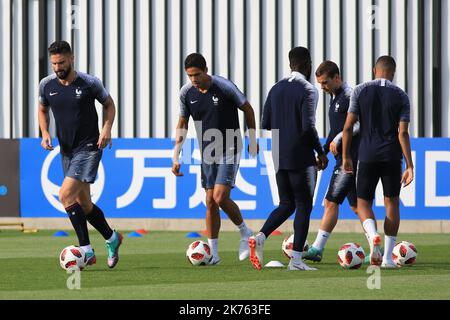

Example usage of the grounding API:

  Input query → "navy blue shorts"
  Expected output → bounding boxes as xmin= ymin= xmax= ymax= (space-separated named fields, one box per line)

xmin=62 ymin=150 xmax=102 ymax=184
xmin=356 ymin=160 xmax=402 ymax=200
xmin=325 ymin=163 xmax=357 ymax=207
xmin=201 ymin=153 xmax=240 ymax=189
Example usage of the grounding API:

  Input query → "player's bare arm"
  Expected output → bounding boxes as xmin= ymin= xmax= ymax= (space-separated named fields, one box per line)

xmin=97 ymin=95 xmax=116 ymax=150
xmin=342 ymin=112 xmax=358 ymax=173
xmin=239 ymin=102 xmax=259 ymax=157
xmin=330 ymin=121 xmax=360 ymax=156
xmin=38 ymin=103 xmax=53 ymax=151
xmin=398 ymin=121 xmax=414 ymax=187
xmin=172 ymin=116 xmax=189 ymax=176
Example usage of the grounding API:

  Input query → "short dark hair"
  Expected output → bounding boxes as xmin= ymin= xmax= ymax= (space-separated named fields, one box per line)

xmin=315 ymin=60 xmax=340 ymax=78
xmin=288 ymin=47 xmax=311 ymax=70
xmin=48 ymin=40 xmax=72 ymax=55
xmin=375 ymin=55 xmax=396 ymax=72
xmin=184 ymin=53 xmax=207 ymax=71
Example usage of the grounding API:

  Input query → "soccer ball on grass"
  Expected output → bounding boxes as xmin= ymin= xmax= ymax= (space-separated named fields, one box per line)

xmin=281 ymin=234 xmax=309 ymax=259
xmin=392 ymin=241 xmax=417 ymax=266
xmin=337 ymin=242 xmax=366 ymax=269
xmin=186 ymin=240 xmax=213 ymax=266
xmin=59 ymin=245 xmax=86 ymax=271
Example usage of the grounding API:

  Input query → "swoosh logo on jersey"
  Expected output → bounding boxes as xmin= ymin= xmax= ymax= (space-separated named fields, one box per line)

xmin=190 ymin=100 xmax=198 ymax=104
xmin=49 ymin=92 xmax=58 ymax=96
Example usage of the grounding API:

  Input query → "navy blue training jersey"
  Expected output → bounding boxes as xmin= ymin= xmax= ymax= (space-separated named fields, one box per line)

xmin=261 ymin=71 xmax=324 ymax=170
xmin=39 ymin=72 xmax=109 ymax=155
xmin=179 ymin=75 xmax=246 ymax=157
xmin=323 ymin=82 xmax=359 ymax=162
xmin=348 ymin=78 xmax=410 ymax=162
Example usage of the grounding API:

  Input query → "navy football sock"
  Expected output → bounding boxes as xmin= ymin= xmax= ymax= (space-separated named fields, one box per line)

xmin=85 ymin=204 xmax=114 ymax=240
xmin=292 ymin=201 xmax=312 ymax=253
xmin=65 ymin=203 xmax=91 ymax=247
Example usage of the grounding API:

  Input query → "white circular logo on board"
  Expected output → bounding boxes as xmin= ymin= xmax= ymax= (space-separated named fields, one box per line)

xmin=41 ymin=146 xmax=105 ymax=213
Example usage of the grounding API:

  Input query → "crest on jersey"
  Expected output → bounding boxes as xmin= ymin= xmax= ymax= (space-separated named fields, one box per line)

xmin=212 ymin=94 xmax=219 ymax=106
xmin=75 ymin=88 xmax=82 ymax=98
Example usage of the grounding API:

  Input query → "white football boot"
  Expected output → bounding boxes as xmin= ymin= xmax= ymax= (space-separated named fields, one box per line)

xmin=248 ymin=233 xmax=265 ymax=270
xmin=239 ymin=228 xmax=253 ymax=261
xmin=288 ymin=258 xmax=317 ymax=271
xmin=369 ymin=234 xmax=382 ymax=266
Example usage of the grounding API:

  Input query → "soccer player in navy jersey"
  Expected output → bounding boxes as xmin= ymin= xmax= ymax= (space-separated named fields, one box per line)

xmin=304 ymin=61 xmax=361 ymax=262
xmin=172 ymin=53 xmax=258 ymax=265
xmin=342 ymin=56 xmax=414 ymax=268
xmin=248 ymin=47 xmax=328 ymax=271
xmin=38 ymin=41 xmax=122 ymax=268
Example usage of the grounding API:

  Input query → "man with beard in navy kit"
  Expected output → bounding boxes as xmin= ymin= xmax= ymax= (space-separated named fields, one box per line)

xmin=38 ymin=40 xmax=122 ymax=269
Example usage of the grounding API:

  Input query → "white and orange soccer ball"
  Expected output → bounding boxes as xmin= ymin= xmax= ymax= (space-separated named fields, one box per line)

xmin=392 ymin=241 xmax=417 ymax=266
xmin=186 ymin=240 xmax=213 ymax=266
xmin=281 ymin=234 xmax=309 ymax=259
xmin=59 ymin=245 xmax=87 ymax=271
xmin=337 ymin=242 xmax=366 ymax=269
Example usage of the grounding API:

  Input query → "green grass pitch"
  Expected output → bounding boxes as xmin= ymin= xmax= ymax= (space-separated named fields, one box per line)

xmin=1 ymin=230 xmax=449 ymax=300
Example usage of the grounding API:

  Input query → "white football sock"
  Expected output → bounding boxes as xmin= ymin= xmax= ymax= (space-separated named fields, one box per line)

xmin=362 ymin=219 xmax=378 ymax=242
xmin=312 ymin=229 xmax=330 ymax=250
xmin=208 ymin=238 xmax=219 ymax=257
xmin=383 ymin=235 xmax=396 ymax=262
xmin=80 ymin=244 xmax=93 ymax=253
xmin=237 ymin=221 xmax=251 ymax=238
xmin=291 ymin=250 xmax=303 ymax=260
xmin=106 ymin=230 xmax=116 ymax=243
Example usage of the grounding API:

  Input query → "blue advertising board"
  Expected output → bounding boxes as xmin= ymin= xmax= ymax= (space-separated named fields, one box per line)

xmin=20 ymin=138 xmax=450 ymax=219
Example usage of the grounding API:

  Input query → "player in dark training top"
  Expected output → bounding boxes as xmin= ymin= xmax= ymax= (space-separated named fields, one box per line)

xmin=38 ymin=41 xmax=122 ymax=268
xmin=172 ymin=53 xmax=258 ymax=265
xmin=304 ymin=60 xmax=361 ymax=262
xmin=249 ymin=47 xmax=328 ymax=271
xmin=342 ymin=56 xmax=414 ymax=268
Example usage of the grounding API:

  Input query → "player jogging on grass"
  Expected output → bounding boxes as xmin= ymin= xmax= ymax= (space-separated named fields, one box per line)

xmin=304 ymin=60 xmax=361 ymax=262
xmin=172 ymin=53 xmax=258 ymax=265
xmin=342 ymin=55 xmax=414 ymax=268
xmin=248 ymin=47 xmax=328 ymax=271
xmin=38 ymin=40 xmax=122 ymax=269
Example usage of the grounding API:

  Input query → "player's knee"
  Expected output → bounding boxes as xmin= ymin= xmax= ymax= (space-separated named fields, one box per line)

xmin=59 ymin=188 xmax=75 ymax=207
xmin=384 ymin=197 xmax=400 ymax=217
xmin=297 ymin=202 xmax=313 ymax=216
xmin=205 ymin=194 xmax=218 ymax=210
xmin=384 ymin=196 xmax=399 ymax=205
xmin=325 ymin=199 xmax=338 ymax=210
xmin=279 ymin=200 xmax=296 ymax=213
xmin=213 ymin=192 xmax=228 ymax=207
